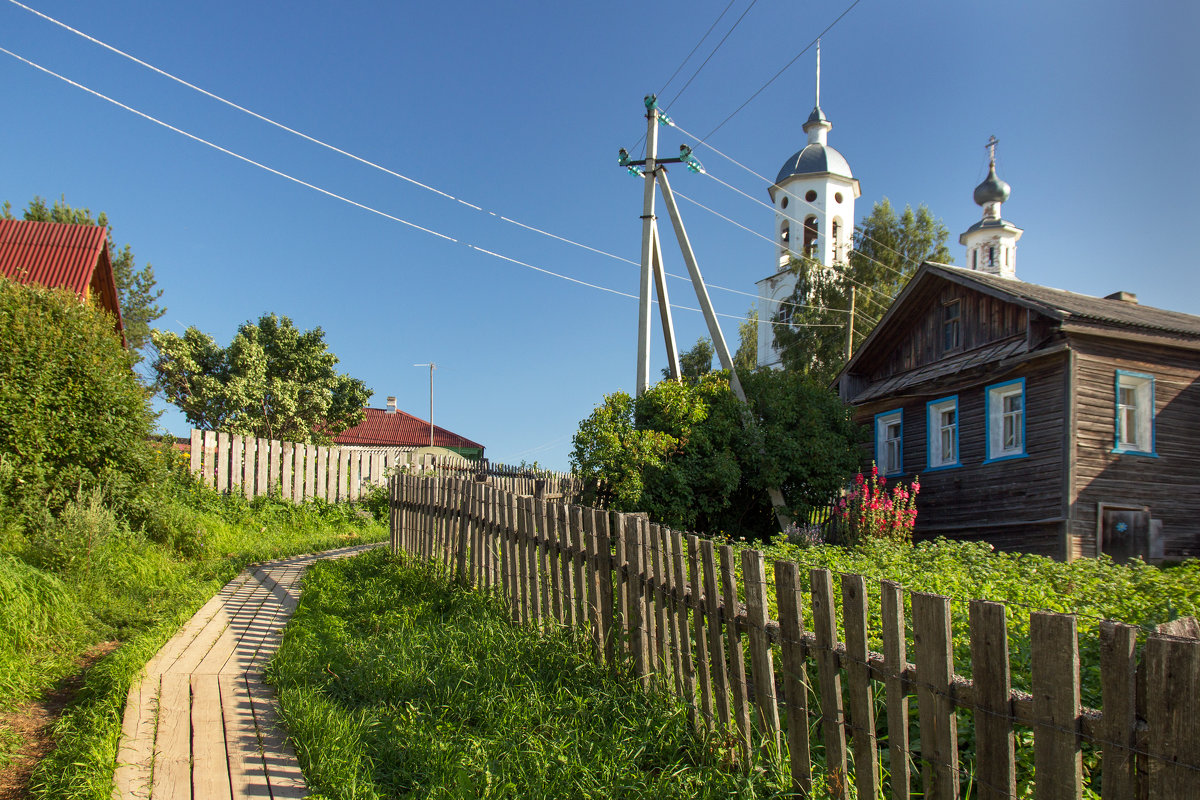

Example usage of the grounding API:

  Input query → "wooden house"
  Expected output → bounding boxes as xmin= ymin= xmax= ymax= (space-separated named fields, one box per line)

xmin=0 ymin=218 xmax=125 ymax=344
xmin=836 ymin=262 xmax=1200 ymax=562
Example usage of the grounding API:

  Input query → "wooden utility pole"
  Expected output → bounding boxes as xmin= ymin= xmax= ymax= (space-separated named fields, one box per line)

xmin=845 ymin=286 xmax=856 ymax=360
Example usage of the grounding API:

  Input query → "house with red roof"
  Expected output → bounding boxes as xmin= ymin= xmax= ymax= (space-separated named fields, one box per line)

xmin=0 ymin=218 xmax=125 ymax=344
xmin=333 ymin=397 xmax=484 ymax=460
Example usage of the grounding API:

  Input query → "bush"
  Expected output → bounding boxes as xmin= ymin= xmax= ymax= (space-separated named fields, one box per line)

xmin=0 ymin=278 xmax=155 ymax=522
xmin=571 ymin=370 xmax=864 ymax=539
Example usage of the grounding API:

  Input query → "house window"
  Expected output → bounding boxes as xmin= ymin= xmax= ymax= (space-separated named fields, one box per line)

xmin=927 ymin=396 xmax=960 ymax=470
xmin=943 ymin=300 xmax=961 ymax=351
xmin=1113 ymin=371 xmax=1155 ymax=456
xmin=875 ymin=409 xmax=903 ymax=476
xmin=986 ymin=378 xmax=1026 ymax=462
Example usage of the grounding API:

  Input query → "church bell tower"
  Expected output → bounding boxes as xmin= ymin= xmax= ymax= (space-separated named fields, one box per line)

xmin=756 ymin=43 xmax=861 ymax=368
xmin=960 ymin=136 xmax=1022 ymax=279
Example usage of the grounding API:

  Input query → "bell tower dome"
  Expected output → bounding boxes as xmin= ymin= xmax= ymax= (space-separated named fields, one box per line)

xmin=960 ymin=136 xmax=1023 ymax=279
xmin=756 ymin=42 xmax=861 ymax=368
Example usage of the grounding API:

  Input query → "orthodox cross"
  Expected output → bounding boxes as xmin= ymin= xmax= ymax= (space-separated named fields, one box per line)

xmin=985 ymin=135 xmax=999 ymax=164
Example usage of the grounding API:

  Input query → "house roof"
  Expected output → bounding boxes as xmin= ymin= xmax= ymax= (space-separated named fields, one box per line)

xmin=0 ymin=219 xmax=124 ymax=340
xmin=838 ymin=262 xmax=1200 ymax=402
xmin=333 ymin=407 xmax=484 ymax=452
xmin=926 ymin=263 xmax=1200 ymax=338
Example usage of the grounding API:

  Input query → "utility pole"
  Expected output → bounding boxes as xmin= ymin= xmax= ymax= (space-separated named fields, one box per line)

xmin=619 ymin=97 xmax=791 ymax=530
xmin=845 ymin=286 xmax=856 ymax=360
xmin=413 ymin=362 xmax=436 ymax=447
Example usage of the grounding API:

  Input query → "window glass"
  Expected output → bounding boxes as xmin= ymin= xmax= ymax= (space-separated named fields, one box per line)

xmin=943 ymin=301 xmax=961 ymax=351
xmin=875 ymin=410 xmax=903 ymax=476
xmin=986 ymin=379 xmax=1026 ymax=461
xmin=927 ymin=397 xmax=959 ymax=468
xmin=1115 ymin=372 xmax=1154 ymax=454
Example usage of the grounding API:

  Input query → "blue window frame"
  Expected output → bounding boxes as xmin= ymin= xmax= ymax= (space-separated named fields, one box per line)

xmin=984 ymin=378 xmax=1028 ymax=463
xmin=1112 ymin=370 xmax=1157 ymax=456
xmin=874 ymin=409 xmax=903 ymax=476
xmin=926 ymin=395 xmax=961 ymax=471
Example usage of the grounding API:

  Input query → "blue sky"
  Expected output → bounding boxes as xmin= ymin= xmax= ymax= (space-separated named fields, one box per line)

xmin=3 ymin=0 xmax=1197 ymax=470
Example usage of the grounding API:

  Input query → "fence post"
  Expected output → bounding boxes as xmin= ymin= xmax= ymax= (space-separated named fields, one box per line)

xmin=689 ymin=535 xmax=714 ymax=731
xmin=812 ymin=569 xmax=849 ymax=799
xmin=701 ymin=539 xmax=730 ymax=731
xmin=913 ymin=591 xmax=958 ymax=800
xmin=970 ymin=600 xmax=1016 ymax=800
xmin=743 ymin=549 xmax=781 ymax=766
xmin=881 ymin=581 xmax=911 ymax=800
xmin=775 ymin=561 xmax=811 ymax=796
xmin=841 ymin=573 xmax=878 ymax=797
xmin=1030 ymin=611 xmax=1081 ymax=800
xmin=189 ymin=429 xmax=202 ymax=477
xmin=1100 ymin=621 xmax=1138 ymax=800
xmin=1144 ymin=632 xmax=1200 ymax=797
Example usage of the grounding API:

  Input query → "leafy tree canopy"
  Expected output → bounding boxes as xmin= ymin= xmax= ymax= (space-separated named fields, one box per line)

xmin=0 ymin=277 xmax=156 ymax=522
xmin=772 ymin=198 xmax=952 ymax=384
xmin=151 ymin=313 xmax=371 ymax=444
xmin=571 ymin=369 xmax=864 ymax=539
xmin=2 ymin=196 xmax=165 ymax=369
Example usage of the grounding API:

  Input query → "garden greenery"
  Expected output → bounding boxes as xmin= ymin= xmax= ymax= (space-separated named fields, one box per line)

xmin=571 ymin=370 xmax=863 ymax=539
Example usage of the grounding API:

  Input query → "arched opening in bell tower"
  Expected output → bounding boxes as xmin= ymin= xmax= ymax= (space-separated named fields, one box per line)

xmin=803 ymin=216 xmax=818 ymax=258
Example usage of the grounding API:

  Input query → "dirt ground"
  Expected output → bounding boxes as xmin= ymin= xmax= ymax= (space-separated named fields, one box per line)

xmin=0 ymin=642 xmax=120 ymax=800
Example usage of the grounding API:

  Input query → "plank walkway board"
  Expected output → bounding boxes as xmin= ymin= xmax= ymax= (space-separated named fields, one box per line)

xmin=112 ymin=543 xmax=380 ymax=800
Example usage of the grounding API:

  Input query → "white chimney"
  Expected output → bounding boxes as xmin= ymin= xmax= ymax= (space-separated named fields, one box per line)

xmin=386 ymin=396 xmax=397 ymax=414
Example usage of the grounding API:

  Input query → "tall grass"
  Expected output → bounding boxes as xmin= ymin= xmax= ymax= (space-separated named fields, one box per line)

xmin=0 ymin=463 xmax=389 ymax=800
xmin=269 ymin=549 xmax=813 ymax=800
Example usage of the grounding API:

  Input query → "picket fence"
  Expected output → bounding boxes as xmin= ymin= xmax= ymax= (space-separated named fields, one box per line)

xmin=389 ymin=473 xmax=1199 ymax=800
xmin=187 ymin=429 xmax=583 ymax=504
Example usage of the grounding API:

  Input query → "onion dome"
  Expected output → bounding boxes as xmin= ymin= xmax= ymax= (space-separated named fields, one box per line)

xmin=973 ymin=161 xmax=1011 ymax=206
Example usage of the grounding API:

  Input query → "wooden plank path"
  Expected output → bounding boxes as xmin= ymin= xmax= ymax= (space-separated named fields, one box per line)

xmin=112 ymin=543 xmax=381 ymax=800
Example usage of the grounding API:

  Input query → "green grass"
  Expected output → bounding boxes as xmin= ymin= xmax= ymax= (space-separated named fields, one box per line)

xmin=0 ymin=475 xmax=389 ymax=800
xmin=269 ymin=549 xmax=821 ymax=800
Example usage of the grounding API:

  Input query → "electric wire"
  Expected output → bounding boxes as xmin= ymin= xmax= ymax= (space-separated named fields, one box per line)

xmin=3 ymin=0 xmax=832 ymax=329
xmin=702 ymin=0 xmax=862 ymax=140
xmin=662 ymin=0 xmax=760 ymax=112
xmin=1 ymin=46 xmax=840 ymax=335
xmin=657 ymin=0 xmax=739 ymax=103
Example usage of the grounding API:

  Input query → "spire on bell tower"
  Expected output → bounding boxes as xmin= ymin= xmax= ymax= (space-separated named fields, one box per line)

xmin=960 ymin=135 xmax=1022 ymax=279
xmin=803 ymin=39 xmax=831 ymax=146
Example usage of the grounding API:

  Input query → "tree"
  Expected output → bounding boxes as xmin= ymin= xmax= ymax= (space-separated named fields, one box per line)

xmin=662 ymin=337 xmax=715 ymax=382
xmin=571 ymin=369 xmax=863 ymax=539
xmin=151 ymin=314 xmax=371 ymax=443
xmin=771 ymin=198 xmax=953 ymax=383
xmin=3 ymin=196 xmax=165 ymax=368
xmin=734 ymin=308 xmax=758 ymax=371
xmin=0 ymin=278 xmax=156 ymax=521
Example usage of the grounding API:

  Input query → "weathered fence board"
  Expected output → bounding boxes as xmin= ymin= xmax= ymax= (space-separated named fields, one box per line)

xmin=387 ymin=475 xmax=1200 ymax=800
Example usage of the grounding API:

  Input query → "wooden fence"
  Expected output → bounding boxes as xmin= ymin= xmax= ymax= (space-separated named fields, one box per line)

xmin=187 ymin=429 xmax=583 ymax=505
xmin=388 ymin=474 xmax=1200 ymax=799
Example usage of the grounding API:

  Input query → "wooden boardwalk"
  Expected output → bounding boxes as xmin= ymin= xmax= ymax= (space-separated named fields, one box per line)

xmin=112 ymin=544 xmax=381 ymax=800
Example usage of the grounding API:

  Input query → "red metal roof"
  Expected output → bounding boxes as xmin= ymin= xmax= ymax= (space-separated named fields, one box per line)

xmin=0 ymin=219 xmax=124 ymax=340
xmin=333 ymin=407 xmax=484 ymax=452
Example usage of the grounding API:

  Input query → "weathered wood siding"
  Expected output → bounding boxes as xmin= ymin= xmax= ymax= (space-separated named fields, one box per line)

xmin=854 ymin=352 xmax=1068 ymax=557
xmin=867 ymin=283 xmax=1030 ymax=383
xmin=1069 ymin=335 xmax=1200 ymax=559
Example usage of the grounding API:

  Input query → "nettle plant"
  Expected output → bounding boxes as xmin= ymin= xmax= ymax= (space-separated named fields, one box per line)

xmin=835 ymin=464 xmax=920 ymax=544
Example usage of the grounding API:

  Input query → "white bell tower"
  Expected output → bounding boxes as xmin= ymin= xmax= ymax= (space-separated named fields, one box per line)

xmin=960 ymin=136 xmax=1022 ymax=279
xmin=755 ymin=43 xmax=861 ymax=368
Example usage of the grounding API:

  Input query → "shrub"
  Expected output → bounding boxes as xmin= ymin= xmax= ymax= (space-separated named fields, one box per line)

xmin=833 ymin=465 xmax=920 ymax=544
xmin=0 ymin=278 xmax=155 ymax=522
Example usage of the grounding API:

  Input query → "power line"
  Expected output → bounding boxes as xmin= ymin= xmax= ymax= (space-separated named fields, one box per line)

xmin=2 ymin=44 xmax=845 ymax=341
xmin=703 ymin=0 xmax=863 ymax=140
xmin=656 ymin=0 xmax=739 ymax=101
xmin=662 ymin=0 xmax=760 ymax=111
xmin=3 ymin=0 xmax=834 ymax=330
